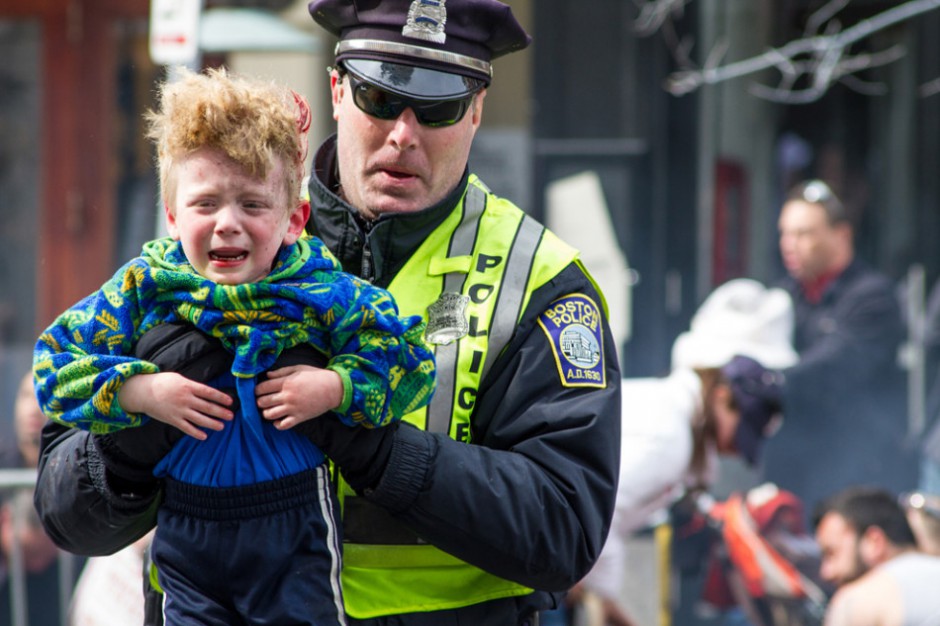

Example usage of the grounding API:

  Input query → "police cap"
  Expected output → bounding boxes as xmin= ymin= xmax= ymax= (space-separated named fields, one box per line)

xmin=308 ymin=0 xmax=532 ymax=99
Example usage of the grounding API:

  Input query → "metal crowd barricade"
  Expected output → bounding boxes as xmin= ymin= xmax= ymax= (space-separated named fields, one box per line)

xmin=0 ymin=468 xmax=78 ymax=626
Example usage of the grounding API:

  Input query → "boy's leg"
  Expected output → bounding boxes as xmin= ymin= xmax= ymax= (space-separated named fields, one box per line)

xmin=154 ymin=467 xmax=344 ymax=625
xmin=232 ymin=464 xmax=346 ymax=625
xmin=151 ymin=511 xmax=240 ymax=625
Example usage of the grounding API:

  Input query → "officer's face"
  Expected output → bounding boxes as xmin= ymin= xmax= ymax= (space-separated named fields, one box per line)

xmin=330 ymin=69 xmax=485 ymax=220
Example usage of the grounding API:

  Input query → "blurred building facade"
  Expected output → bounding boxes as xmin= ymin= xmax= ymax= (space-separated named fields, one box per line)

xmin=1 ymin=0 xmax=938 ymax=422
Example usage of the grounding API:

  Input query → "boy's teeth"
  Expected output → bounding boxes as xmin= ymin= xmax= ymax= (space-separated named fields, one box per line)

xmin=210 ymin=252 xmax=246 ymax=260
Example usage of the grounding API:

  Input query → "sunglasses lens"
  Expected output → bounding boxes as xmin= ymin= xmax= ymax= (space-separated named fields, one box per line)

xmin=353 ymin=82 xmax=405 ymax=121
xmin=413 ymin=99 xmax=471 ymax=127
xmin=348 ymin=73 xmax=471 ymax=127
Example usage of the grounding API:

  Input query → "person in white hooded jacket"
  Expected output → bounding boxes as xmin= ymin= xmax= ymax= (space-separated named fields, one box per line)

xmin=577 ymin=278 xmax=799 ymax=625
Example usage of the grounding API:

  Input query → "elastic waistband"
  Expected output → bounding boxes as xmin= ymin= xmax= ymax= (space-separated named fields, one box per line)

xmin=163 ymin=468 xmax=324 ymax=520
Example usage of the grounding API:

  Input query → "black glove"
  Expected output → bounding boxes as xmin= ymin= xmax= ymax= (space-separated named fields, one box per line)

xmin=92 ymin=420 xmax=183 ymax=494
xmin=296 ymin=416 xmax=398 ymax=493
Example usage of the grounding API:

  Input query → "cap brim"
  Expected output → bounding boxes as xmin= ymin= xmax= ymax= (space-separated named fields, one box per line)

xmin=344 ymin=59 xmax=484 ymax=100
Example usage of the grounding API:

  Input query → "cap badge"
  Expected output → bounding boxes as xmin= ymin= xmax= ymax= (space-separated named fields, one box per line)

xmin=403 ymin=0 xmax=447 ymax=44
xmin=425 ymin=292 xmax=469 ymax=345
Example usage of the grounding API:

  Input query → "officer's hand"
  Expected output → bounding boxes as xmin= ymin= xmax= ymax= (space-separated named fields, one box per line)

xmin=92 ymin=419 xmax=183 ymax=491
xmin=295 ymin=415 xmax=398 ymax=493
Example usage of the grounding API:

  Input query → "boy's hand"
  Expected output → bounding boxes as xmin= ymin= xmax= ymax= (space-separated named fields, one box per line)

xmin=255 ymin=365 xmax=343 ymax=431
xmin=118 ymin=372 xmax=233 ymax=440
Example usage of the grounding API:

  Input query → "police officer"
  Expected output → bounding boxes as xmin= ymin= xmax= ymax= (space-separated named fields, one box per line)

xmin=33 ymin=1 xmax=622 ymax=624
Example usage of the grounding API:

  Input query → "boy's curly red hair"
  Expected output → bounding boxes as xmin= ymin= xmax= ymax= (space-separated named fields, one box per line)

xmin=146 ymin=67 xmax=311 ymax=208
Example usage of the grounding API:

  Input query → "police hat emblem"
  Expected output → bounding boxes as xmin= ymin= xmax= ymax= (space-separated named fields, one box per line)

xmin=426 ymin=292 xmax=470 ymax=345
xmin=309 ymin=0 xmax=532 ymax=93
xmin=403 ymin=0 xmax=447 ymax=44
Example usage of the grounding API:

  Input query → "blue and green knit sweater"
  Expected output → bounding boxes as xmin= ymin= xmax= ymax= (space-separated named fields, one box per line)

xmin=34 ymin=236 xmax=436 ymax=486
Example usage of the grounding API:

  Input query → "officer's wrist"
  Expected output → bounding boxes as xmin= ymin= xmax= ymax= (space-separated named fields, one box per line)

xmin=86 ymin=436 xmax=161 ymax=505
xmin=360 ymin=423 xmax=434 ymax=513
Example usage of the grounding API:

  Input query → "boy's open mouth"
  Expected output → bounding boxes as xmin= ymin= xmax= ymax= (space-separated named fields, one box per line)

xmin=210 ymin=250 xmax=247 ymax=262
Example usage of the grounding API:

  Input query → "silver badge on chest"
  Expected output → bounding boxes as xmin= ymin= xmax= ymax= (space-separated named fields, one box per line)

xmin=403 ymin=0 xmax=447 ymax=44
xmin=426 ymin=292 xmax=469 ymax=345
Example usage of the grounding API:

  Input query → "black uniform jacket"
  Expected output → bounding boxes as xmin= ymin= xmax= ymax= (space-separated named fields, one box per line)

xmin=34 ymin=136 xmax=622 ymax=620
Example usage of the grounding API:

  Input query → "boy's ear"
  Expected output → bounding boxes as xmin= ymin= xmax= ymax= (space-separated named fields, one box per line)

xmin=164 ymin=202 xmax=181 ymax=240
xmin=284 ymin=200 xmax=310 ymax=244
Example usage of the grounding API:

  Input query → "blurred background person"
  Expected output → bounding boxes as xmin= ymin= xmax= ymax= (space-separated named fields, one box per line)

xmin=0 ymin=373 xmax=43 ymax=470
xmin=764 ymin=180 xmax=915 ymax=523
xmin=68 ymin=531 xmax=152 ymax=626
xmin=0 ymin=373 xmax=77 ymax=625
xmin=813 ymin=486 xmax=940 ymax=626
xmin=570 ymin=279 xmax=798 ymax=626
xmin=0 ymin=489 xmax=63 ymax=626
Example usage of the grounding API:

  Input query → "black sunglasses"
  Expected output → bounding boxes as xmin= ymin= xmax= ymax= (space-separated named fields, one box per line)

xmin=346 ymin=72 xmax=474 ymax=128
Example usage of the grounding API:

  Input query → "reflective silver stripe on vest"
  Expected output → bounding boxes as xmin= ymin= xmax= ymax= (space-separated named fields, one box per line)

xmin=427 ymin=185 xmax=487 ymax=434
xmin=426 ymin=188 xmax=546 ymax=435
xmin=482 ymin=214 xmax=543 ymax=379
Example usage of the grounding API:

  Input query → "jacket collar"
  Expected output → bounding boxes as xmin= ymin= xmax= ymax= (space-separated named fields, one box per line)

xmin=306 ymin=135 xmax=469 ymax=287
xmin=783 ymin=257 xmax=864 ymax=305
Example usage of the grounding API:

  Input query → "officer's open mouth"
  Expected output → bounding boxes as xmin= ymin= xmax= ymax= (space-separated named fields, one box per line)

xmin=380 ymin=165 xmax=417 ymax=180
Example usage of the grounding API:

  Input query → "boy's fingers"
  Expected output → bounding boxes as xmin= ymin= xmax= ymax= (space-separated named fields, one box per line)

xmin=180 ymin=412 xmax=227 ymax=436
xmin=202 ymin=388 xmax=234 ymax=406
xmin=194 ymin=399 xmax=233 ymax=420
xmin=261 ymin=405 xmax=285 ymax=421
xmin=265 ymin=365 xmax=305 ymax=379
xmin=254 ymin=378 xmax=282 ymax=396
xmin=196 ymin=416 xmax=226 ymax=432
xmin=180 ymin=422 xmax=208 ymax=441
xmin=275 ymin=416 xmax=297 ymax=431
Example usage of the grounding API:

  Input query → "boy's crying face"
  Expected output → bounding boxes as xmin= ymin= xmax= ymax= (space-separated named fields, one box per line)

xmin=165 ymin=147 xmax=308 ymax=285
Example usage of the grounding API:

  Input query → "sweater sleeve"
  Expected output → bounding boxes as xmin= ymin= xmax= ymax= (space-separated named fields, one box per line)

xmin=33 ymin=262 xmax=159 ymax=433
xmin=319 ymin=273 xmax=436 ymax=429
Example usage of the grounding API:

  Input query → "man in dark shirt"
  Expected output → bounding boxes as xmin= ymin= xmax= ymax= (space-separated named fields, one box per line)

xmin=763 ymin=179 xmax=915 ymax=519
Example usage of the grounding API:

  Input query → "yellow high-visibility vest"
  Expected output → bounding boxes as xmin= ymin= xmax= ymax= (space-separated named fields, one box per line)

xmin=339 ymin=176 xmax=586 ymax=618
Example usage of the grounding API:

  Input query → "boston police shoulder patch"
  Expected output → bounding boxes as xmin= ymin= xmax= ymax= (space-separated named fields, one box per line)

xmin=537 ymin=293 xmax=606 ymax=388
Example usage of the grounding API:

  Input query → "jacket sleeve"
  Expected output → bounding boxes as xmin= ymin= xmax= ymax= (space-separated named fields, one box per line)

xmin=34 ymin=420 xmax=161 ymax=556
xmin=32 ymin=322 xmax=239 ymax=555
xmin=363 ymin=263 xmax=622 ymax=591
xmin=782 ymin=268 xmax=904 ymax=394
xmin=33 ymin=262 xmax=158 ymax=433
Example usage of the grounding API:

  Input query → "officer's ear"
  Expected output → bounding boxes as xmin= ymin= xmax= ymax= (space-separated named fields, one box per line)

xmin=330 ymin=69 xmax=344 ymax=121
xmin=469 ymin=88 xmax=487 ymax=128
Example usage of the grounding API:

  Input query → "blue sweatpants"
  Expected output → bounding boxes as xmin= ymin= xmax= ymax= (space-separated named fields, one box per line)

xmin=152 ymin=465 xmax=346 ymax=625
